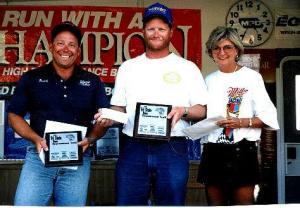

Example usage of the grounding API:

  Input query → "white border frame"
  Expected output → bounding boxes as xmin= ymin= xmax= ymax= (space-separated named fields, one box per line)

xmin=277 ymin=56 xmax=300 ymax=203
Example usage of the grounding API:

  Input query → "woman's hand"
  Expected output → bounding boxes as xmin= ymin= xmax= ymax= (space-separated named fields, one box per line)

xmin=216 ymin=117 xmax=241 ymax=129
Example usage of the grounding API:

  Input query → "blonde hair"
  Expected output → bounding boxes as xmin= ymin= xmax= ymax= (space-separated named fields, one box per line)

xmin=206 ymin=26 xmax=244 ymax=60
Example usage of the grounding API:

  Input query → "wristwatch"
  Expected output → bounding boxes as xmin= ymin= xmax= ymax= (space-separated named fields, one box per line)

xmin=87 ymin=137 xmax=96 ymax=146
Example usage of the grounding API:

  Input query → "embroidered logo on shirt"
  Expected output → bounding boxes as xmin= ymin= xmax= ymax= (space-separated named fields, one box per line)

xmin=38 ymin=79 xmax=48 ymax=83
xmin=163 ymin=72 xmax=181 ymax=84
xmin=79 ymin=80 xmax=91 ymax=86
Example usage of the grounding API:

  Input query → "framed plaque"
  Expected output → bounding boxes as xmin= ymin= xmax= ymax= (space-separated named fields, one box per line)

xmin=95 ymin=127 xmax=120 ymax=160
xmin=133 ymin=102 xmax=171 ymax=140
xmin=45 ymin=131 xmax=83 ymax=167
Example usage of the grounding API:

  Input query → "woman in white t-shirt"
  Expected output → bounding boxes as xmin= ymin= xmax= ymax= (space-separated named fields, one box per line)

xmin=197 ymin=26 xmax=279 ymax=206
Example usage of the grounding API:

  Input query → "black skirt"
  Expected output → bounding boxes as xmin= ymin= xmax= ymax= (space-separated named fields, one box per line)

xmin=197 ymin=139 xmax=260 ymax=188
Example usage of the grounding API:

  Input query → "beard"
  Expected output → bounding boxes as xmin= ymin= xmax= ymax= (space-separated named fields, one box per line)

xmin=144 ymin=38 xmax=170 ymax=52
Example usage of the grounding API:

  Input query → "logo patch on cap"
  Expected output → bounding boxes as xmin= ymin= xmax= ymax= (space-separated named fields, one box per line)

xmin=143 ymin=2 xmax=173 ymax=26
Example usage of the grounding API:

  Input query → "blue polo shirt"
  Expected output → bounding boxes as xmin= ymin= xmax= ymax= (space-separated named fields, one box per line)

xmin=8 ymin=63 xmax=110 ymax=137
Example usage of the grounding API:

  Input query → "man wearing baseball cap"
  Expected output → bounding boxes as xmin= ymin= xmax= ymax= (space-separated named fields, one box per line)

xmin=8 ymin=21 xmax=110 ymax=206
xmin=94 ymin=2 xmax=208 ymax=205
xmin=142 ymin=2 xmax=173 ymax=27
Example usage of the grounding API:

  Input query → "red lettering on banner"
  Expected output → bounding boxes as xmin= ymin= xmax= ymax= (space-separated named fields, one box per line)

xmin=0 ymin=6 xmax=201 ymax=92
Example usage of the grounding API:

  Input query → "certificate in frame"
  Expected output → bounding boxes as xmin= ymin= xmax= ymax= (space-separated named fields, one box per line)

xmin=45 ymin=131 xmax=83 ymax=167
xmin=133 ymin=102 xmax=171 ymax=140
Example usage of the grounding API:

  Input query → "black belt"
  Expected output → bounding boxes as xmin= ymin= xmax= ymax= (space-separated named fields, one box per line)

xmin=170 ymin=136 xmax=186 ymax=141
xmin=122 ymin=133 xmax=186 ymax=143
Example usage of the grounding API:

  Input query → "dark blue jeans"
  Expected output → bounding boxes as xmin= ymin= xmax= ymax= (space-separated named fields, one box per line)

xmin=116 ymin=134 xmax=189 ymax=205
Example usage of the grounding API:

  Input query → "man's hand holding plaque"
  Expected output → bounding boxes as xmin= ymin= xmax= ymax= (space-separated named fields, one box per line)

xmin=133 ymin=102 xmax=171 ymax=141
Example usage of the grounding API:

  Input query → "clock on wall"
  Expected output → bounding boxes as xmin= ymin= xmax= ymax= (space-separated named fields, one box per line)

xmin=226 ymin=0 xmax=274 ymax=47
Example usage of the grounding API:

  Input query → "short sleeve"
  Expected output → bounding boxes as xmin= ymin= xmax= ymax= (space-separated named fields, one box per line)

xmin=188 ymin=63 xmax=208 ymax=106
xmin=110 ymin=64 xmax=127 ymax=107
xmin=252 ymin=74 xmax=279 ymax=129
xmin=7 ymin=74 xmax=30 ymax=116
xmin=95 ymin=79 xmax=110 ymax=109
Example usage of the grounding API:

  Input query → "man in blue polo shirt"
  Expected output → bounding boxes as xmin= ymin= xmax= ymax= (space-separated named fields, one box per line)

xmin=7 ymin=21 xmax=110 ymax=206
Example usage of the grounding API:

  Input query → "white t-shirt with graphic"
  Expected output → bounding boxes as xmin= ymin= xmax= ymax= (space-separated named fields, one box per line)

xmin=205 ymin=66 xmax=279 ymax=143
xmin=111 ymin=53 xmax=208 ymax=137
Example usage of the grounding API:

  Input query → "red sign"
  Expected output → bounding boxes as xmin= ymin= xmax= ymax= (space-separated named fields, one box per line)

xmin=0 ymin=6 xmax=201 ymax=97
